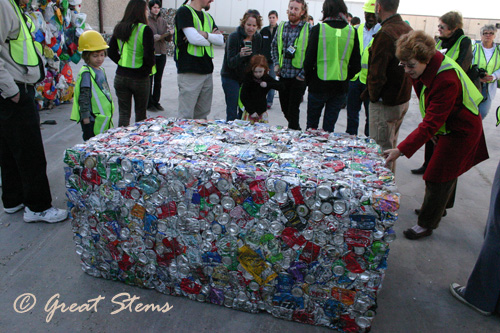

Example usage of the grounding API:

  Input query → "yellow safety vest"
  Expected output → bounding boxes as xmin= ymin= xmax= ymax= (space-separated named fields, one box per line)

xmin=71 ymin=66 xmax=114 ymax=136
xmin=472 ymin=43 xmax=500 ymax=83
xmin=436 ymin=35 xmax=467 ymax=62
xmin=8 ymin=0 xmax=39 ymax=66
xmin=118 ymin=23 xmax=147 ymax=69
xmin=277 ymin=21 xmax=310 ymax=69
xmin=419 ymin=56 xmax=482 ymax=135
xmin=317 ymin=23 xmax=355 ymax=81
xmin=175 ymin=5 xmax=214 ymax=58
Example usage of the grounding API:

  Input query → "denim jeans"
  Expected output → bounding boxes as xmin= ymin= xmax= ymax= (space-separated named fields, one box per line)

xmin=346 ymin=78 xmax=370 ymax=136
xmin=221 ymin=76 xmax=241 ymax=121
xmin=114 ymin=74 xmax=150 ymax=127
xmin=478 ymin=83 xmax=492 ymax=119
xmin=307 ymin=91 xmax=346 ymax=132
xmin=266 ymin=65 xmax=276 ymax=107
xmin=149 ymin=54 xmax=167 ymax=108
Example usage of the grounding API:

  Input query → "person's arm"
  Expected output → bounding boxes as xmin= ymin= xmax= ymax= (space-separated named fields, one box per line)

xmin=296 ymin=24 xmax=312 ymax=80
xmin=225 ymin=32 xmax=246 ymax=69
xmin=398 ymin=72 xmax=461 ymax=158
xmin=207 ymin=22 xmax=224 ymax=46
xmin=366 ymin=32 xmax=391 ymax=102
xmin=108 ymin=35 xmax=120 ymax=64
xmin=271 ymin=27 xmax=279 ymax=70
xmin=142 ymin=26 xmax=155 ymax=70
xmin=0 ymin=1 xmax=19 ymax=99
xmin=303 ymin=25 xmax=319 ymax=84
xmin=264 ymin=75 xmax=283 ymax=90
xmin=182 ymin=27 xmax=211 ymax=46
xmin=455 ymin=37 xmax=472 ymax=72
xmin=78 ymin=72 xmax=92 ymax=121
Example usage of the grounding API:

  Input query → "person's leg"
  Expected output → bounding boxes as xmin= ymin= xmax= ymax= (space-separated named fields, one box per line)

xmin=323 ymin=93 xmax=346 ymax=133
xmin=0 ymin=84 xmax=52 ymax=212
xmin=478 ymin=83 xmax=491 ymax=119
xmin=286 ymin=79 xmax=307 ymax=130
xmin=267 ymin=65 xmax=276 ymax=108
xmin=346 ymin=79 xmax=363 ymax=135
xmin=306 ymin=92 xmax=325 ymax=130
xmin=363 ymin=97 xmax=370 ymax=136
xmin=369 ymin=101 xmax=384 ymax=145
xmin=114 ymin=74 xmax=133 ymax=127
xmin=148 ymin=75 xmax=155 ymax=109
xmin=194 ymin=74 xmax=213 ymax=120
xmin=463 ymin=161 xmax=500 ymax=312
xmin=221 ymin=76 xmax=240 ymax=121
xmin=278 ymin=78 xmax=293 ymax=123
xmin=152 ymin=54 xmax=167 ymax=108
xmin=178 ymin=73 xmax=204 ymax=119
xmin=132 ymin=76 xmax=151 ymax=123
xmin=417 ymin=178 xmax=458 ymax=230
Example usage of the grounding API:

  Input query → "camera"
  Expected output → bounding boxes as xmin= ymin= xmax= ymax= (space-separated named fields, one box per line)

xmin=285 ymin=45 xmax=296 ymax=59
xmin=478 ymin=67 xmax=488 ymax=79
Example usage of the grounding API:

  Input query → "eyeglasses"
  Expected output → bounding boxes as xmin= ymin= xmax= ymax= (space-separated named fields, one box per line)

xmin=483 ymin=31 xmax=495 ymax=36
xmin=398 ymin=61 xmax=417 ymax=69
xmin=437 ymin=24 xmax=447 ymax=30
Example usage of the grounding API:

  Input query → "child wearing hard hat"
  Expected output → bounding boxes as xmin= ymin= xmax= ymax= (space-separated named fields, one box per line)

xmin=71 ymin=30 xmax=114 ymax=141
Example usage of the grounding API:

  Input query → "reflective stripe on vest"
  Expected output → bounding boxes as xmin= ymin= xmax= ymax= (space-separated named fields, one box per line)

xmin=118 ymin=23 xmax=146 ymax=68
xmin=317 ymin=23 xmax=354 ymax=81
xmin=359 ymin=39 xmax=372 ymax=84
xmin=496 ymin=105 xmax=500 ymax=126
xmin=472 ymin=43 xmax=500 ymax=82
xmin=175 ymin=5 xmax=214 ymax=58
xmin=277 ymin=22 xmax=310 ymax=69
xmin=419 ymin=56 xmax=482 ymax=135
xmin=71 ymin=66 xmax=114 ymax=135
xmin=238 ymin=86 xmax=245 ymax=111
xmin=8 ymin=0 xmax=39 ymax=66
xmin=436 ymin=35 xmax=466 ymax=61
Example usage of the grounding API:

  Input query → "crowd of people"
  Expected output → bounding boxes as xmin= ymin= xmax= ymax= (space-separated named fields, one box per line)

xmin=1 ymin=0 xmax=499 ymax=319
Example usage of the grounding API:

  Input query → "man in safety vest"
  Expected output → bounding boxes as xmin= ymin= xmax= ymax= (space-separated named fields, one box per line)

xmin=271 ymin=0 xmax=311 ymax=130
xmin=174 ymin=0 xmax=224 ymax=120
xmin=345 ymin=0 xmax=380 ymax=136
xmin=0 ymin=0 xmax=67 ymax=223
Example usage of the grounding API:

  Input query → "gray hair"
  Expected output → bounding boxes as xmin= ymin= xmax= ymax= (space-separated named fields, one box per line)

xmin=480 ymin=24 xmax=497 ymax=35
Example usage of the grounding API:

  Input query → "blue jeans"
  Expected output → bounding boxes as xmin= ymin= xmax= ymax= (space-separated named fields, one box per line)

xmin=221 ymin=76 xmax=241 ymax=121
xmin=346 ymin=78 xmax=370 ymax=136
xmin=306 ymin=91 xmax=346 ymax=132
xmin=266 ymin=65 xmax=276 ymax=107
xmin=478 ymin=83 xmax=492 ymax=119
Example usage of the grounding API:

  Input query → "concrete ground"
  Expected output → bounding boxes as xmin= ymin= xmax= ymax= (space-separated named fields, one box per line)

xmin=1 ymin=47 xmax=499 ymax=332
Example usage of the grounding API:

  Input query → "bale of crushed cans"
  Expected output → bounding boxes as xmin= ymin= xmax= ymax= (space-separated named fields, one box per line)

xmin=64 ymin=118 xmax=400 ymax=332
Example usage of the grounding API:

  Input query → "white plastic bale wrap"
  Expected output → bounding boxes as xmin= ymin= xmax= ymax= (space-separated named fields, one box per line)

xmin=64 ymin=118 xmax=400 ymax=332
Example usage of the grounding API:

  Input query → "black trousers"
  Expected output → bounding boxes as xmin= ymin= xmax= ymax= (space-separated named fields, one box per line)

xmin=0 ymin=84 xmax=52 ymax=212
xmin=278 ymin=78 xmax=306 ymax=130
xmin=149 ymin=54 xmax=167 ymax=107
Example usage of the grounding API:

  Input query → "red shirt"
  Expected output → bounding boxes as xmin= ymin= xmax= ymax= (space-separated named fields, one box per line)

xmin=398 ymin=52 xmax=489 ymax=183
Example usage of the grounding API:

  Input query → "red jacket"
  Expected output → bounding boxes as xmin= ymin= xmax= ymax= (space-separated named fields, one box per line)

xmin=398 ymin=52 xmax=489 ymax=183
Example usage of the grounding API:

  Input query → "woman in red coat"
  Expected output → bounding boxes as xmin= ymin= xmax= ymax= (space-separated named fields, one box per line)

xmin=385 ymin=31 xmax=489 ymax=240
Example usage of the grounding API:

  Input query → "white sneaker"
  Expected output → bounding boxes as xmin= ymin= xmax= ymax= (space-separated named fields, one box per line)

xmin=5 ymin=203 xmax=25 ymax=214
xmin=24 ymin=207 xmax=68 ymax=223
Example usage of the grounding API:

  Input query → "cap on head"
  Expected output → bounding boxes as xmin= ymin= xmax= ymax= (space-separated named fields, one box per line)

xmin=362 ymin=0 xmax=376 ymax=13
xmin=78 ymin=30 xmax=109 ymax=52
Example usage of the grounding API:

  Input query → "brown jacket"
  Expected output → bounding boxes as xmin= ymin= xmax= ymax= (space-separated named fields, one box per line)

xmin=148 ymin=13 xmax=172 ymax=55
xmin=364 ymin=14 xmax=412 ymax=106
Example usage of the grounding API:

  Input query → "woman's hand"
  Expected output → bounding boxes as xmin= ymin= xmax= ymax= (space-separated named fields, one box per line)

xmin=480 ymin=74 xmax=494 ymax=83
xmin=260 ymin=81 xmax=267 ymax=88
xmin=240 ymin=46 xmax=252 ymax=57
xmin=384 ymin=148 xmax=402 ymax=167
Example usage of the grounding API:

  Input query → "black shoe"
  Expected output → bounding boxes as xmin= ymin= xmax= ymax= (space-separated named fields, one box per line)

xmin=449 ymin=283 xmax=492 ymax=316
xmin=155 ymin=104 xmax=165 ymax=111
xmin=411 ymin=165 xmax=427 ymax=174
xmin=403 ymin=228 xmax=433 ymax=240
xmin=147 ymin=105 xmax=158 ymax=111
xmin=414 ymin=209 xmax=447 ymax=217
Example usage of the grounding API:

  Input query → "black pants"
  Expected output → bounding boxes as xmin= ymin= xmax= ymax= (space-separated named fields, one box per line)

xmin=114 ymin=74 xmax=150 ymax=127
xmin=418 ymin=178 xmax=457 ymax=230
xmin=0 ymin=84 xmax=52 ymax=212
xmin=149 ymin=54 xmax=167 ymax=108
xmin=278 ymin=78 xmax=306 ymax=130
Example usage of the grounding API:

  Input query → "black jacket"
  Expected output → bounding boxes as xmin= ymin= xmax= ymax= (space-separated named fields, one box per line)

xmin=438 ymin=29 xmax=472 ymax=71
xmin=304 ymin=20 xmax=360 ymax=94
xmin=221 ymin=26 xmax=263 ymax=82
xmin=260 ymin=25 xmax=278 ymax=65
xmin=240 ymin=71 xmax=282 ymax=115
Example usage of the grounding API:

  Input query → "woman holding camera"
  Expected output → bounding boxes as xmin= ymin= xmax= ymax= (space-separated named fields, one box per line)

xmin=385 ymin=31 xmax=488 ymax=240
xmin=221 ymin=11 xmax=263 ymax=121
xmin=411 ymin=11 xmax=473 ymax=175
xmin=473 ymin=24 xmax=500 ymax=119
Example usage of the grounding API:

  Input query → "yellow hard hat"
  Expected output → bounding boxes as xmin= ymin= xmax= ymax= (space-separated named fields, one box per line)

xmin=362 ymin=0 xmax=376 ymax=13
xmin=78 ymin=30 xmax=109 ymax=52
